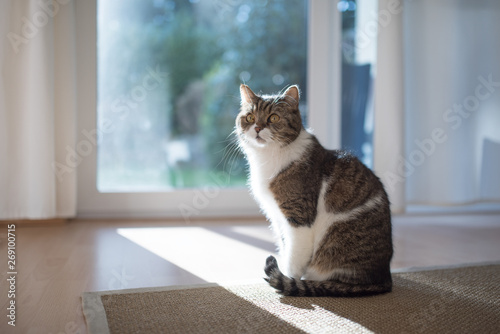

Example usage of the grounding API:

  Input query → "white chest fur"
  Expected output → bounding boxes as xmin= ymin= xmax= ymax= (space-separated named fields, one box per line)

xmin=243 ymin=130 xmax=311 ymax=206
xmin=241 ymin=130 xmax=313 ymax=249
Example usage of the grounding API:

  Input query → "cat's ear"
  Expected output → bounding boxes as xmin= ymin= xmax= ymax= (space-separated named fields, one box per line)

xmin=282 ymin=85 xmax=300 ymax=107
xmin=240 ymin=84 xmax=257 ymax=105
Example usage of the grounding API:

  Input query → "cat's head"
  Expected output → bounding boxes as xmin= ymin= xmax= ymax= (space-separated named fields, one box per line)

xmin=236 ymin=84 xmax=303 ymax=148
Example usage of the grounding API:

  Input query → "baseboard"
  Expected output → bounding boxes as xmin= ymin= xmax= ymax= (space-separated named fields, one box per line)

xmin=0 ymin=218 xmax=68 ymax=226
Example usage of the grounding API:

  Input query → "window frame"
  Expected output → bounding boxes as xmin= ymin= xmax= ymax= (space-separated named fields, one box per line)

xmin=75 ymin=0 xmax=341 ymax=218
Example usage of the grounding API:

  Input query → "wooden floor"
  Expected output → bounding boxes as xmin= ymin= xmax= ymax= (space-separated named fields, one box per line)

xmin=1 ymin=213 xmax=499 ymax=333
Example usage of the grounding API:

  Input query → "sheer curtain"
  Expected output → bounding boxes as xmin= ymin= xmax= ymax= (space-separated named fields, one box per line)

xmin=374 ymin=0 xmax=500 ymax=212
xmin=373 ymin=0 xmax=406 ymax=213
xmin=404 ymin=0 xmax=500 ymax=206
xmin=0 ymin=0 xmax=77 ymax=220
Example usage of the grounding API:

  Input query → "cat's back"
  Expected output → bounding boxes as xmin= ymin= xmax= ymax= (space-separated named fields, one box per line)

xmin=268 ymin=141 xmax=390 ymax=222
xmin=323 ymin=149 xmax=389 ymax=213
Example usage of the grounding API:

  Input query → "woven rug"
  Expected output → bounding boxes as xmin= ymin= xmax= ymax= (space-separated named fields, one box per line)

xmin=82 ymin=263 xmax=500 ymax=334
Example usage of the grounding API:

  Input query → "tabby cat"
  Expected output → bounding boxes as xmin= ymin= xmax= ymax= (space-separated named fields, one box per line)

xmin=236 ymin=84 xmax=393 ymax=297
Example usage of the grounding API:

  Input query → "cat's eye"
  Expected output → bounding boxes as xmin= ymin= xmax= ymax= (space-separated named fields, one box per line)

xmin=268 ymin=114 xmax=280 ymax=123
xmin=246 ymin=114 xmax=255 ymax=123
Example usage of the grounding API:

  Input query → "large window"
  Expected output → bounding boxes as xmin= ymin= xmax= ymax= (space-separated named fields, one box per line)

xmin=75 ymin=0 xmax=341 ymax=217
xmin=97 ymin=0 xmax=308 ymax=192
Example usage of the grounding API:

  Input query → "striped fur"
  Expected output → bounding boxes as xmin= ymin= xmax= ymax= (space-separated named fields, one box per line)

xmin=264 ymin=256 xmax=392 ymax=297
xmin=237 ymin=84 xmax=393 ymax=297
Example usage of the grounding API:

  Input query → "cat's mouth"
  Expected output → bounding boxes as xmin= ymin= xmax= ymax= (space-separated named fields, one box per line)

xmin=255 ymin=135 xmax=266 ymax=144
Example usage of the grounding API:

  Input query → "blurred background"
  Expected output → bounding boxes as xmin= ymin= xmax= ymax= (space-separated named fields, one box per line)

xmin=1 ymin=0 xmax=499 ymax=219
xmin=97 ymin=0 xmax=308 ymax=191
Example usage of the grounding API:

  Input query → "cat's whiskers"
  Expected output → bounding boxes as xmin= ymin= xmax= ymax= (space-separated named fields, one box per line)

xmin=217 ymin=132 xmax=238 ymax=162
xmin=226 ymin=128 xmax=238 ymax=140
xmin=216 ymin=129 xmax=248 ymax=182
xmin=227 ymin=142 xmax=245 ymax=178
xmin=219 ymin=142 xmax=237 ymax=170
xmin=214 ymin=136 xmax=237 ymax=155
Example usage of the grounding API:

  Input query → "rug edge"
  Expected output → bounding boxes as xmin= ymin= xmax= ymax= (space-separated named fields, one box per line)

xmin=391 ymin=260 xmax=500 ymax=273
xmin=81 ymin=292 xmax=110 ymax=334
xmin=82 ymin=282 xmax=222 ymax=297
xmin=81 ymin=279 xmax=268 ymax=297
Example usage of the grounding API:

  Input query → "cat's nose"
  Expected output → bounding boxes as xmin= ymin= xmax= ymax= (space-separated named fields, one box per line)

xmin=255 ymin=126 xmax=262 ymax=133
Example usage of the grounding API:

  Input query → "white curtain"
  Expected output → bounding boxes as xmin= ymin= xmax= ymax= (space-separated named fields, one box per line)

xmin=375 ymin=0 xmax=500 ymax=211
xmin=374 ymin=0 xmax=406 ymax=213
xmin=404 ymin=0 xmax=500 ymax=206
xmin=0 ymin=0 xmax=77 ymax=220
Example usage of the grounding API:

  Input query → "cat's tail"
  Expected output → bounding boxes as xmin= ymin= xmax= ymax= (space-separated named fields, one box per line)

xmin=264 ymin=256 xmax=392 ymax=297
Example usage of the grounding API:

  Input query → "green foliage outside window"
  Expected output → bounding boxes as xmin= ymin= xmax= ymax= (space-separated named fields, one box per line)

xmin=98 ymin=0 xmax=308 ymax=191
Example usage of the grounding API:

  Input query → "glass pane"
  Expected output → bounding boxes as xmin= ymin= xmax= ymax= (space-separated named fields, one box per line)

xmin=338 ymin=0 xmax=376 ymax=168
xmin=97 ymin=0 xmax=308 ymax=192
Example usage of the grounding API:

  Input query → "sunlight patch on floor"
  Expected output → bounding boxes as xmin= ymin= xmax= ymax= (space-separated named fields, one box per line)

xmin=231 ymin=225 xmax=275 ymax=243
xmin=117 ymin=227 xmax=277 ymax=283
xmin=225 ymin=284 xmax=374 ymax=334
xmin=271 ymin=304 xmax=373 ymax=334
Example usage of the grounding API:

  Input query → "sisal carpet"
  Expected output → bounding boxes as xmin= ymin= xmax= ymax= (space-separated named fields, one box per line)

xmin=82 ymin=263 xmax=500 ymax=334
